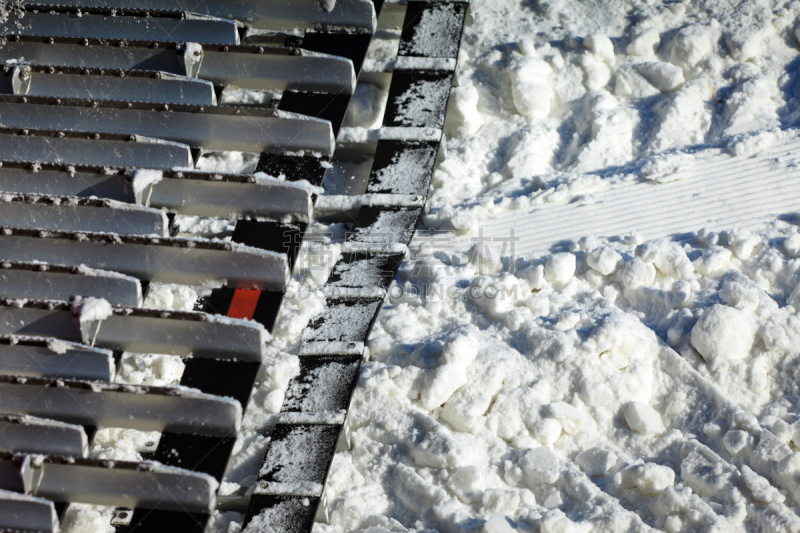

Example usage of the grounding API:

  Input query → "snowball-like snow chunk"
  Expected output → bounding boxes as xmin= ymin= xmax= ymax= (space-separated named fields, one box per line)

xmin=584 ymin=34 xmax=615 ymax=63
xmin=621 ymin=257 xmax=656 ymax=290
xmin=129 ymin=168 xmax=164 ymax=197
xmin=626 ymin=29 xmax=660 ymax=57
xmin=723 ymin=430 xmax=749 ymax=456
xmin=533 ymin=418 xmax=562 ymax=445
xmin=587 ymin=247 xmax=622 ymax=275
xmin=692 ymin=246 xmax=731 ymax=276
xmin=666 ymin=25 xmax=714 ymax=69
xmin=544 ymin=253 xmax=576 ymax=284
xmin=74 ymin=297 xmax=113 ymax=322
xmin=784 ymin=233 xmax=800 ymax=258
xmin=576 ymin=448 xmax=618 ymax=476
xmin=690 ymin=304 xmax=756 ymax=364
xmin=635 ymin=62 xmax=685 ymax=92
xmin=517 ymin=264 xmax=545 ymax=290
xmin=446 ymin=81 xmax=484 ymax=137
xmin=513 ymin=83 xmax=554 ymax=119
xmin=448 ymin=466 xmax=484 ymax=504
xmin=483 ymin=514 xmax=516 ymax=533
xmin=419 ymin=333 xmax=479 ymax=409
xmin=624 ymin=401 xmax=666 ymax=437
xmin=521 ymin=447 xmax=560 ymax=485
xmin=61 ymin=505 xmax=111 ymax=533
xmin=509 ymin=56 xmax=554 ymax=118
xmin=548 ymin=402 xmax=586 ymax=435
xmin=653 ymin=241 xmax=694 ymax=279
xmin=615 ymin=463 xmax=675 ymax=495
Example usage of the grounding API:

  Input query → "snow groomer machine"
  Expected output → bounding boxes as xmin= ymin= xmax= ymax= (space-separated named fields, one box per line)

xmin=0 ymin=1 xmax=467 ymax=531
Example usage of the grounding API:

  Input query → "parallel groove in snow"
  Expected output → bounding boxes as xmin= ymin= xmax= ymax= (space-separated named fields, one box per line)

xmin=420 ymin=135 xmax=800 ymax=257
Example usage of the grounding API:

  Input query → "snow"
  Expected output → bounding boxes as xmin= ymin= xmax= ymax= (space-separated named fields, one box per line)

xmin=73 ymin=297 xmax=112 ymax=323
xmin=127 ymin=169 xmax=163 ymax=197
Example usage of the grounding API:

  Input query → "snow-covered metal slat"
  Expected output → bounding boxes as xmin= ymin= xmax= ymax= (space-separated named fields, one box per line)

xmin=0 ymin=228 xmax=290 ymax=290
xmin=0 ymin=335 xmax=115 ymax=382
xmin=20 ymin=0 xmax=378 ymax=34
xmin=2 ymin=65 xmax=217 ymax=106
xmin=0 ymin=299 xmax=266 ymax=362
xmin=0 ymin=165 xmax=315 ymax=223
xmin=0 ymin=415 xmax=89 ymax=457
xmin=0 ymin=38 xmax=357 ymax=94
xmin=2 ymin=9 xmax=241 ymax=45
xmin=0 ymin=262 xmax=141 ymax=307
xmin=0 ymin=375 xmax=241 ymax=437
xmin=0 ymin=194 xmax=169 ymax=236
xmin=0 ymin=489 xmax=58 ymax=533
xmin=0 ymin=130 xmax=193 ymax=169
xmin=0 ymin=96 xmax=335 ymax=156
xmin=0 ymin=453 xmax=219 ymax=513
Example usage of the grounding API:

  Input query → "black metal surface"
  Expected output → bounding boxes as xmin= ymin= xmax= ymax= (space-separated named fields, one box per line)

xmin=303 ymin=298 xmax=385 ymax=343
xmin=326 ymin=252 xmax=406 ymax=290
xmin=383 ymin=70 xmax=454 ymax=129
xmin=116 ymin=509 xmax=209 ymax=533
xmin=279 ymin=91 xmax=352 ymax=137
xmin=399 ymin=1 xmax=469 ymax=59
xmin=259 ymin=424 xmax=342 ymax=486
xmin=245 ymin=4 xmax=468 ymax=530
xmin=244 ymin=495 xmax=320 ymax=533
xmin=367 ymin=140 xmax=440 ymax=195
xmin=152 ymin=434 xmax=237 ymax=481
xmin=282 ymin=355 xmax=361 ymax=414
xmin=348 ymin=206 xmax=425 ymax=245
xmin=180 ymin=360 xmax=261 ymax=409
xmin=256 ymin=153 xmax=330 ymax=186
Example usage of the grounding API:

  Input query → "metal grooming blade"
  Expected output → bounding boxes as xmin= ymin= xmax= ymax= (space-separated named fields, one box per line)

xmin=0 ymin=453 xmax=219 ymax=512
xmin=2 ymin=65 xmax=217 ymax=105
xmin=0 ymin=130 xmax=193 ymax=169
xmin=0 ymin=38 xmax=357 ymax=94
xmin=0 ymin=227 xmax=290 ymax=290
xmin=0 ymin=414 xmax=89 ymax=457
xmin=17 ymin=0 xmax=378 ymax=33
xmin=0 ymin=335 xmax=115 ymax=382
xmin=0 ymin=193 xmax=169 ymax=236
xmin=0 ymin=489 xmax=58 ymax=533
xmin=0 ymin=299 xmax=267 ymax=362
xmin=0 ymin=96 xmax=335 ymax=156
xmin=2 ymin=9 xmax=241 ymax=45
xmin=0 ymin=374 xmax=242 ymax=436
